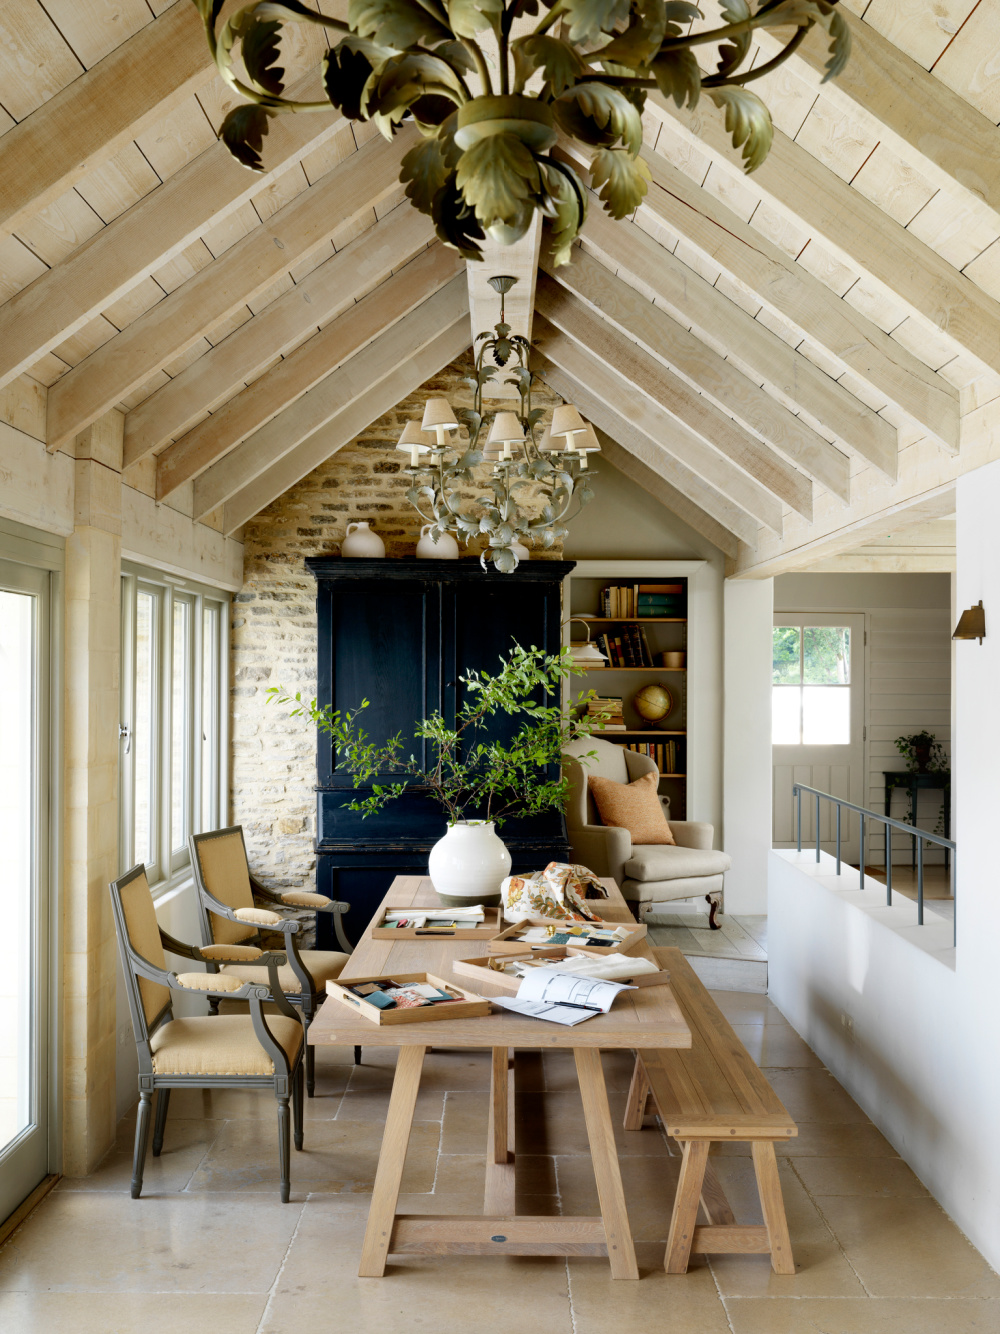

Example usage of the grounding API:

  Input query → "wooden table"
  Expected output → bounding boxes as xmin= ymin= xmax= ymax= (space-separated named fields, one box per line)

xmin=308 ymin=875 xmax=692 ymax=1279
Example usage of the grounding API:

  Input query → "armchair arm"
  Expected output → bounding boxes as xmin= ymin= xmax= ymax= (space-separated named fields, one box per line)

xmin=127 ymin=936 xmax=290 ymax=1005
xmin=669 ymin=821 xmax=714 ymax=851
xmin=199 ymin=885 xmax=301 ymax=935
xmin=567 ymin=824 xmax=632 ymax=886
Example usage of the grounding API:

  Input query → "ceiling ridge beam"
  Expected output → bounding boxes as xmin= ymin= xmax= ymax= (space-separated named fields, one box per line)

xmin=0 ymin=0 xmax=219 ymax=243
xmin=0 ymin=78 xmax=350 ymax=396
xmin=45 ymin=129 xmax=414 ymax=454
xmin=535 ymin=350 xmax=755 ymax=550
xmin=648 ymin=92 xmax=1000 ymax=384
xmin=535 ymin=284 xmax=809 ymax=525
xmin=221 ymin=318 xmax=472 ymax=534
xmin=545 ymin=241 xmax=850 ymax=500
xmin=579 ymin=204 xmax=899 ymax=478
xmin=156 ymin=241 xmax=462 ymax=500
xmin=195 ymin=274 xmax=469 ymax=521
xmin=790 ymin=13 xmax=1000 ymax=218
xmin=128 ymin=204 xmax=435 ymax=466
xmin=532 ymin=316 xmax=777 ymax=536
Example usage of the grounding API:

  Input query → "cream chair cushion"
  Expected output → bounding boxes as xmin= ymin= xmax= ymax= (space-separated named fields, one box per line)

xmin=150 ymin=1014 xmax=303 ymax=1076
xmin=624 ymin=845 xmax=732 ymax=883
xmin=175 ymin=973 xmax=245 ymax=992
xmin=281 ymin=891 xmax=333 ymax=908
xmin=220 ymin=949 xmax=351 ymax=994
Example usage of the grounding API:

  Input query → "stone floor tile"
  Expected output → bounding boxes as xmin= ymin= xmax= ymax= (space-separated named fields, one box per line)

xmin=0 ymin=1292 xmax=268 ymax=1333
xmin=335 ymin=1064 xmax=445 ymax=1123
xmin=762 ymin=1068 xmax=871 ymax=1123
xmin=568 ymin=1247 xmax=731 ymax=1332
xmin=0 ymin=1193 xmax=302 ymax=1293
xmin=726 ymin=1296 xmax=1000 ymax=1333
xmin=185 ymin=1117 xmax=440 ymax=1195
xmin=708 ymin=1157 xmax=834 ymax=1244
xmin=57 ymin=1116 xmax=225 ymax=1195
xmin=555 ymin=1153 xmax=680 ymax=1242
xmin=258 ymin=1194 xmax=576 ymax=1333
xmin=162 ymin=1079 xmax=347 ymax=1122
xmin=440 ymin=1090 xmax=489 ymax=1155
xmin=515 ymin=1088 xmax=593 ymax=1157
xmin=816 ymin=1196 xmax=1000 ymax=1298
xmin=710 ymin=1241 xmax=866 ymax=1298
xmin=731 ymin=1024 xmax=824 ymax=1068
xmin=776 ymin=1123 xmax=900 ymax=1159
xmin=791 ymin=1156 xmax=930 ymax=1197
xmin=707 ymin=990 xmax=789 ymax=1026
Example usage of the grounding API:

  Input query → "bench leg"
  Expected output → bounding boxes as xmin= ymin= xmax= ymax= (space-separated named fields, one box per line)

xmin=623 ymin=1056 xmax=650 ymax=1131
xmin=700 ymin=1157 xmax=736 ymax=1226
xmin=751 ymin=1141 xmax=795 ymax=1275
xmin=665 ymin=1140 xmax=709 ymax=1273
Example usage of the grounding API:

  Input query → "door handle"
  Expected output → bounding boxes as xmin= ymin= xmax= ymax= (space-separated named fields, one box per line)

xmin=119 ymin=723 xmax=131 ymax=755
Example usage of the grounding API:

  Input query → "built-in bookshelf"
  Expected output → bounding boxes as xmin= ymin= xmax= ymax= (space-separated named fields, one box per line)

xmin=567 ymin=566 xmax=691 ymax=819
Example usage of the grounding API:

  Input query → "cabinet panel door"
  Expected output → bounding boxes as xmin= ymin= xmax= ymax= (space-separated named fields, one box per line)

xmin=317 ymin=577 xmax=440 ymax=785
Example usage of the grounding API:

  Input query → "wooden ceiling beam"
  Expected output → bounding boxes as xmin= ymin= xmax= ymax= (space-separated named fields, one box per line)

xmin=545 ymin=242 xmax=850 ymax=500
xmin=534 ymin=351 xmax=756 ymax=550
xmin=157 ymin=242 xmax=462 ymax=500
xmin=129 ymin=204 xmax=435 ymax=466
xmin=45 ymin=131 xmax=413 ymax=454
xmin=221 ymin=318 xmax=472 ymax=534
xmin=0 ymin=80 xmax=349 ymax=395
xmin=648 ymin=92 xmax=1000 ymax=382
xmin=793 ymin=13 xmax=1000 ymax=216
xmin=535 ymin=287 xmax=808 ymax=528
xmin=195 ymin=275 xmax=468 ymax=521
xmin=0 ymin=0 xmax=218 ymax=242
xmin=579 ymin=205 xmax=899 ymax=478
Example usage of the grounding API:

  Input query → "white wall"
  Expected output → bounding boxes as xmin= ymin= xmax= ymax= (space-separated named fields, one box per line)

xmin=722 ymin=578 xmax=774 ymax=913
xmin=768 ymin=457 xmax=1000 ymax=1272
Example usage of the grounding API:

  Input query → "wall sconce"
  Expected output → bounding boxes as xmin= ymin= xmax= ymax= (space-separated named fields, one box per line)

xmin=953 ymin=600 xmax=986 ymax=644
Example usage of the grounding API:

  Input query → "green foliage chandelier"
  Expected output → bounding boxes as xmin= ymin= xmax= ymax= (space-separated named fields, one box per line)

xmin=193 ymin=0 xmax=849 ymax=264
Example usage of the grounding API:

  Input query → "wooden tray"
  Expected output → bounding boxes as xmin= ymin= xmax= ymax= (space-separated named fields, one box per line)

xmin=487 ymin=917 xmax=647 ymax=956
xmin=326 ymin=972 xmax=490 ymax=1026
xmin=453 ymin=948 xmax=670 ymax=995
xmin=369 ymin=906 xmax=503 ymax=940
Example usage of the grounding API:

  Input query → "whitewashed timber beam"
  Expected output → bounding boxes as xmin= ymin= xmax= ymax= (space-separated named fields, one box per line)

xmin=466 ymin=214 xmax=542 ymax=400
xmin=45 ymin=130 xmax=414 ymax=454
xmin=195 ymin=275 xmax=469 ymax=521
xmin=0 ymin=0 xmax=219 ymax=243
xmin=648 ymin=92 xmax=1000 ymax=382
xmin=221 ymin=319 xmax=472 ymax=533
xmin=545 ymin=244 xmax=850 ymax=500
xmin=0 ymin=78 xmax=350 ymax=395
xmin=533 ymin=346 xmax=760 ymax=548
xmin=156 ymin=242 xmax=463 ymax=499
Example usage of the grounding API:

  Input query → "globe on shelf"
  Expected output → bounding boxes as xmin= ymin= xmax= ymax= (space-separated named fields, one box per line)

xmin=633 ymin=684 xmax=673 ymax=726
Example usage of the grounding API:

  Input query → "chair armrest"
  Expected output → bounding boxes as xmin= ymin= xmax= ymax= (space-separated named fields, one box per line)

xmin=567 ymin=824 xmax=633 ymax=886
xmin=198 ymin=943 xmax=264 ymax=962
xmin=669 ymin=821 xmax=715 ymax=851
xmin=280 ymin=891 xmax=333 ymax=909
xmin=199 ymin=886 xmax=301 ymax=935
xmin=250 ymin=873 xmax=353 ymax=952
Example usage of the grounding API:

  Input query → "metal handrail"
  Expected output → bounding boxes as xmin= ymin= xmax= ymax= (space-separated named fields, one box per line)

xmin=792 ymin=782 xmax=955 ymax=945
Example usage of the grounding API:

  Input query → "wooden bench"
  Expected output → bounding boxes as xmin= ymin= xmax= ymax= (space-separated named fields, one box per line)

xmin=624 ymin=946 xmax=798 ymax=1275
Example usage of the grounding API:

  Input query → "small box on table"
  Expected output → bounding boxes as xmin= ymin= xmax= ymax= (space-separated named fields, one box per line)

xmin=487 ymin=917 xmax=647 ymax=956
xmin=325 ymin=972 xmax=490 ymax=1025
xmin=369 ymin=907 xmax=503 ymax=939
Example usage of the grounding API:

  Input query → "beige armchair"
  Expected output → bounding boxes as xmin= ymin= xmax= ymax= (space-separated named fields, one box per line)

xmin=563 ymin=737 xmax=730 ymax=928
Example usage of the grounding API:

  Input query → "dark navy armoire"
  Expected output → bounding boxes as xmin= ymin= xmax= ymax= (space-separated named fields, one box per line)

xmin=306 ymin=556 xmax=575 ymax=947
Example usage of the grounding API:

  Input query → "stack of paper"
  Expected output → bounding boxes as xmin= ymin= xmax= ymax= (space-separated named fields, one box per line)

xmin=492 ymin=967 xmax=636 ymax=1026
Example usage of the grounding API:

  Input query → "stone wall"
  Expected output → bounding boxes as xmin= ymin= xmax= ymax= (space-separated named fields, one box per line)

xmin=230 ymin=353 xmax=566 ymax=892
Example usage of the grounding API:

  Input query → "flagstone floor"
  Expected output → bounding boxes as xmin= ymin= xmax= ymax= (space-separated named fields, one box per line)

xmin=1 ymin=989 xmax=997 ymax=1334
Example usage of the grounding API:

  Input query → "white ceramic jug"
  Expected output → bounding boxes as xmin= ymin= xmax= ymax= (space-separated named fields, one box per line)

xmin=428 ymin=821 xmax=512 ymax=906
xmin=416 ymin=523 xmax=460 ymax=560
xmin=341 ymin=521 xmax=385 ymax=558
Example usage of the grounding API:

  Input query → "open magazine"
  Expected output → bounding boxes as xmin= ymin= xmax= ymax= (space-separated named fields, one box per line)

xmin=491 ymin=966 xmax=636 ymax=1027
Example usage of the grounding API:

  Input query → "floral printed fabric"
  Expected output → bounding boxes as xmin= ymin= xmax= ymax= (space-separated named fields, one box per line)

xmin=501 ymin=861 xmax=609 ymax=923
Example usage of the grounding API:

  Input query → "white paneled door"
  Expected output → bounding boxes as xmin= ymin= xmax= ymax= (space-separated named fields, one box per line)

xmin=772 ymin=612 xmax=866 ymax=864
xmin=0 ymin=560 xmax=51 ymax=1220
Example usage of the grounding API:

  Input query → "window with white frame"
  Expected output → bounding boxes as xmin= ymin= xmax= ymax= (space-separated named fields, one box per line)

xmin=772 ymin=624 xmax=852 ymax=746
xmin=120 ymin=566 xmax=228 ymax=889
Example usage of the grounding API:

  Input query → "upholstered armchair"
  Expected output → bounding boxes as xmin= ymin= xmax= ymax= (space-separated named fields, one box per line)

xmin=110 ymin=864 xmax=305 ymax=1202
xmin=190 ymin=826 xmax=355 ymax=1094
xmin=563 ymin=737 xmax=731 ymax=928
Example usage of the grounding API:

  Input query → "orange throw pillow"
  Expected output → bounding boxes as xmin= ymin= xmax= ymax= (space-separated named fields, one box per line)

xmin=588 ymin=771 xmax=676 ymax=845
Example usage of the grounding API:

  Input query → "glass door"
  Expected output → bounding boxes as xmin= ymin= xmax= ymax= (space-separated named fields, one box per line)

xmin=0 ymin=560 xmax=50 ymax=1219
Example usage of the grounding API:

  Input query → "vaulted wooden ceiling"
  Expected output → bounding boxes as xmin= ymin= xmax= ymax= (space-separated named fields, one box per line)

xmin=2 ymin=0 xmax=999 ymax=570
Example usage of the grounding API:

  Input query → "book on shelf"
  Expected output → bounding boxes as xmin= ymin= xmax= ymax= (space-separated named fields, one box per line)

xmin=599 ymin=582 xmax=686 ymax=620
xmin=588 ymin=697 xmax=625 ymax=731
xmin=624 ymin=738 xmax=682 ymax=773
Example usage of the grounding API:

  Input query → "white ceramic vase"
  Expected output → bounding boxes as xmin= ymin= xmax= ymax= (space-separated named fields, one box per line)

xmin=341 ymin=521 xmax=385 ymax=558
xmin=416 ymin=523 xmax=460 ymax=559
xmin=428 ymin=820 xmax=512 ymax=906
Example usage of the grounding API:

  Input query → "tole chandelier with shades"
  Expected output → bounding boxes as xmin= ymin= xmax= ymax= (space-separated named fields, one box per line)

xmin=397 ymin=274 xmax=597 ymax=572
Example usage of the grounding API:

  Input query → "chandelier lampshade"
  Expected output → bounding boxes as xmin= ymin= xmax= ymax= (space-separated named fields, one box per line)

xmin=397 ymin=420 xmax=435 ymax=467
xmin=550 ymin=404 xmax=588 ymax=442
xmin=486 ymin=411 xmax=525 ymax=460
xmin=422 ymin=397 xmax=459 ymax=436
xmin=571 ymin=421 xmax=602 ymax=468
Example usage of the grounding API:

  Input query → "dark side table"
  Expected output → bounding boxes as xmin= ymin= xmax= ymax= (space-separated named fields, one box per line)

xmin=883 ymin=771 xmax=951 ymax=870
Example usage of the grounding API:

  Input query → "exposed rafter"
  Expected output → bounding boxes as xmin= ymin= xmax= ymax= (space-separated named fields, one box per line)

xmin=544 ymin=244 xmax=850 ymax=501
xmin=535 ymin=291 xmax=809 ymax=526
xmin=46 ymin=131 xmax=412 ymax=454
xmin=221 ymin=321 xmax=472 ymax=534
xmin=194 ymin=276 xmax=469 ymax=521
xmin=0 ymin=0 xmax=217 ymax=242
xmin=0 ymin=83 xmax=351 ymax=395
xmin=649 ymin=93 xmax=1000 ymax=381
xmin=535 ymin=350 xmax=757 ymax=549
xmin=157 ymin=243 xmax=463 ymax=500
